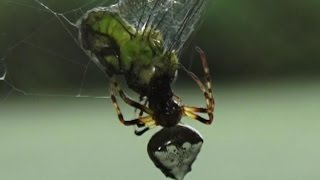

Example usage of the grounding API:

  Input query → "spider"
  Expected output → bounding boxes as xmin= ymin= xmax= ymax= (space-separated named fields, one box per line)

xmin=110 ymin=47 xmax=214 ymax=136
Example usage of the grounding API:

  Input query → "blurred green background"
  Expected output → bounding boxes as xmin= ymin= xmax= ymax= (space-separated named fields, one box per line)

xmin=0 ymin=0 xmax=320 ymax=180
xmin=199 ymin=0 xmax=320 ymax=80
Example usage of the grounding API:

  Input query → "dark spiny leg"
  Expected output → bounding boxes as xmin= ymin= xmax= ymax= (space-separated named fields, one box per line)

xmin=183 ymin=47 xmax=214 ymax=124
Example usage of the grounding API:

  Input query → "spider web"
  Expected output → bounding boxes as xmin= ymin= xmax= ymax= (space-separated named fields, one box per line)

xmin=0 ymin=0 xmax=118 ymax=102
xmin=0 ymin=0 xmax=205 ymax=103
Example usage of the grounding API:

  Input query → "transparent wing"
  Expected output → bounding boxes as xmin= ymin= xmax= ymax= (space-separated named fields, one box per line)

xmin=0 ymin=0 xmax=117 ymax=100
xmin=117 ymin=0 xmax=207 ymax=54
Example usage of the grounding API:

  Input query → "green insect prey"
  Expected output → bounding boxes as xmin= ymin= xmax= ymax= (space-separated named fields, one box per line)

xmin=78 ymin=7 xmax=179 ymax=95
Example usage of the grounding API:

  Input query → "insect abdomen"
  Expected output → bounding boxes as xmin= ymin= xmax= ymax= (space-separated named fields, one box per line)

xmin=78 ymin=7 xmax=179 ymax=95
xmin=78 ymin=7 xmax=133 ymax=76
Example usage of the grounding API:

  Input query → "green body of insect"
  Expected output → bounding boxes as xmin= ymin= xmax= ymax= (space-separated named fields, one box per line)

xmin=78 ymin=7 xmax=179 ymax=95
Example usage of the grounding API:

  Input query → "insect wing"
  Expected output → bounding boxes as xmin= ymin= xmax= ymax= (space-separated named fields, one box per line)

xmin=117 ymin=0 xmax=207 ymax=53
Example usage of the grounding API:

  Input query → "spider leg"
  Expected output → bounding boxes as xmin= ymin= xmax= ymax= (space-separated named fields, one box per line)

xmin=111 ymin=78 xmax=153 ymax=115
xmin=111 ymin=89 xmax=156 ymax=135
xmin=110 ymin=78 xmax=156 ymax=135
xmin=133 ymin=97 xmax=150 ymax=136
xmin=183 ymin=109 xmax=211 ymax=124
xmin=134 ymin=95 xmax=144 ymax=115
xmin=134 ymin=127 xmax=150 ymax=136
xmin=139 ymin=99 xmax=148 ymax=117
xmin=134 ymin=95 xmax=148 ymax=117
xmin=182 ymin=47 xmax=215 ymax=124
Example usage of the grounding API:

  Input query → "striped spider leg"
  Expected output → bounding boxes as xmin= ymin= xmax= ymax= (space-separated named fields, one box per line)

xmin=110 ymin=78 xmax=155 ymax=135
xmin=134 ymin=96 xmax=151 ymax=135
xmin=182 ymin=47 xmax=215 ymax=124
xmin=134 ymin=95 xmax=148 ymax=118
